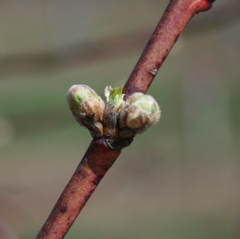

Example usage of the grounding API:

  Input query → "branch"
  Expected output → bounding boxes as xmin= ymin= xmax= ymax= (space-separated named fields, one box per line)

xmin=123 ymin=0 xmax=215 ymax=98
xmin=36 ymin=0 xmax=215 ymax=238
xmin=37 ymin=139 xmax=122 ymax=239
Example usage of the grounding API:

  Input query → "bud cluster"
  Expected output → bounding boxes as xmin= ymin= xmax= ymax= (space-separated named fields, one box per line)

xmin=67 ymin=84 xmax=161 ymax=139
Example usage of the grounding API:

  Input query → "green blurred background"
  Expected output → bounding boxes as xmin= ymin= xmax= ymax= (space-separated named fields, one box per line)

xmin=0 ymin=0 xmax=239 ymax=238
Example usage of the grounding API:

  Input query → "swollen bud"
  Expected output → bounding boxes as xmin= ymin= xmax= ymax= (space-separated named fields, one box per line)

xmin=67 ymin=85 xmax=105 ymax=137
xmin=120 ymin=93 xmax=160 ymax=134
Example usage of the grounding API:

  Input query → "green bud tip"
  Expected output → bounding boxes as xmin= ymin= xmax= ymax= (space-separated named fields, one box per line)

xmin=104 ymin=86 xmax=124 ymax=111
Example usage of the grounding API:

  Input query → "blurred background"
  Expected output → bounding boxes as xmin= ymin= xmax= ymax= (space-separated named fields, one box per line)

xmin=0 ymin=0 xmax=239 ymax=238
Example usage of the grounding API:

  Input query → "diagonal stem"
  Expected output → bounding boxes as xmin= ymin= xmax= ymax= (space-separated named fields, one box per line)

xmin=123 ymin=0 xmax=214 ymax=98
xmin=36 ymin=0 xmax=215 ymax=238
xmin=36 ymin=139 xmax=122 ymax=239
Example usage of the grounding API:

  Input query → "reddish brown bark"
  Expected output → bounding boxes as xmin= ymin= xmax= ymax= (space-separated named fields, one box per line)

xmin=36 ymin=0 xmax=215 ymax=238
xmin=123 ymin=0 xmax=215 ymax=98
xmin=36 ymin=139 xmax=121 ymax=239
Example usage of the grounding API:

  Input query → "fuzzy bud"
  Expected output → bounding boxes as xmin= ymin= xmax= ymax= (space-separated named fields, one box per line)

xmin=67 ymin=85 xmax=105 ymax=137
xmin=120 ymin=93 xmax=160 ymax=134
